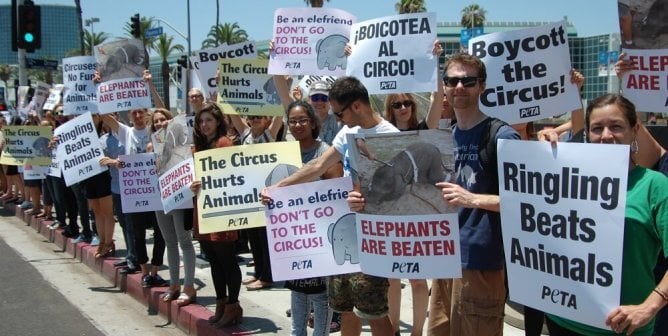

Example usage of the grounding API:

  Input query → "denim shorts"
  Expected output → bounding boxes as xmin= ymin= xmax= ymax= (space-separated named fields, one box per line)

xmin=328 ymin=272 xmax=389 ymax=319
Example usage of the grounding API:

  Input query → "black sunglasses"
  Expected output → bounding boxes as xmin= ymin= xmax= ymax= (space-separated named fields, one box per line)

xmin=443 ymin=76 xmax=480 ymax=88
xmin=310 ymin=94 xmax=329 ymax=102
xmin=391 ymin=100 xmax=413 ymax=109
xmin=333 ymin=101 xmax=354 ymax=118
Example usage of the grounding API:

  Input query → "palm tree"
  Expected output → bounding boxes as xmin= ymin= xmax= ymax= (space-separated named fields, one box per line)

xmin=75 ymin=0 xmax=84 ymax=55
xmin=84 ymin=30 xmax=110 ymax=55
xmin=304 ymin=0 xmax=329 ymax=7
xmin=124 ymin=16 xmax=160 ymax=68
xmin=155 ymin=34 xmax=184 ymax=109
xmin=460 ymin=4 xmax=486 ymax=29
xmin=201 ymin=22 xmax=248 ymax=49
xmin=395 ymin=0 xmax=426 ymax=13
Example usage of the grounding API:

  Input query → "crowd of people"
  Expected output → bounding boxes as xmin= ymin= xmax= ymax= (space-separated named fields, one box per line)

xmin=2 ymin=31 xmax=667 ymax=336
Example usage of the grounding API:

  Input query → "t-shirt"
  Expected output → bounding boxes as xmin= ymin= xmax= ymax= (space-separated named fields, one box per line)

xmin=550 ymin=167 xmax=668 ymax=336
xmin=332 ymin=120 xmax=399 ymax=178
xmin=99 ymin=132 xmax=125 ymax=194
xmin=655 ymin=151 xmax=668 ymax=176
xmin=240 ymin=128 xmax=273 ymax=145
xmin=454 ymin=117 xmax=520 ymax=270
xmin=117 ymin=123 xmax=150 ymax=154
xmin=318 ymin=112 xmax=342 ymax=146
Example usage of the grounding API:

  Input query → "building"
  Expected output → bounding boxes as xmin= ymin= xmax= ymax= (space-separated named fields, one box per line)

xmin=0 ymin=4 xmax=81 ymax=64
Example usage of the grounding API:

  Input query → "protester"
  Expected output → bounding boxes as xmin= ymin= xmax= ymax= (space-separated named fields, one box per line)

xmin=190 ymin=102 xmax=243 ymax=328
xmin=20 ymin=114 xmax=43 ymax=213
xmin=35 ymin=119 xmax=55 ymax=220
xmin=544 ymin=94 xmax=668 ymax=336
xmin=1 ymin=116 xmax=25 ymax=204
xmin=427 ymin=53 xmax=520 ymax=336
xmin=263 ymin=76 xmax=398 ymax=336
xmin=292 ymin=80 xmax=342 ymax=145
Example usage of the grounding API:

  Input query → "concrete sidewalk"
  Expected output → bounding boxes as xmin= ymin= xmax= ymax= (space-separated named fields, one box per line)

xmin=4 ymin=199 xmax=528 ymax=335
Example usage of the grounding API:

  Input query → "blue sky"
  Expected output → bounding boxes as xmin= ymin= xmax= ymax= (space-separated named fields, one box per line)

xmin=19 ymin=0 xmax=619 ymax=51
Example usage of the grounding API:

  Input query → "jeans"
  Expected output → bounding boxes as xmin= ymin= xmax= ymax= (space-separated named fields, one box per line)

xmin=155 ymin=209 xmax=195 ymax=287
xmin=130 ymin=211 xmax=164 ymax=266
xmin=70 ymin=183 xmax=92 ymax=237
xmin=46 ymin=175 xmax=67 ymax=226
xmin=112 ymin=193 xmax=136 ymax=266
xmin=291 ymin=290 xmax=331 ymax=336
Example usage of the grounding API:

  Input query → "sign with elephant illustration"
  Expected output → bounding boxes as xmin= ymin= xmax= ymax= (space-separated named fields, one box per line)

xmin=269 ymin=7 xmax=356 ymax=76
xmin=217 ymin=58 xmax=285 ymax=117
xmin=346 ymin=129 xmax=461 ymax=278
xmin=0 ymin=126 xmax=53 ymax=166
xmin=194 ymin=141 xmax=302 ymax=234
xmin=346 ymin=12 xmax=439 ymax=94
xmin=264 ymin=177 xmax=361 ymax=281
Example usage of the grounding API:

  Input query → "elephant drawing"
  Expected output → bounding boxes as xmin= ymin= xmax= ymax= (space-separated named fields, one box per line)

xmin=327 ymin=213 xmax=359 ymax=265
xmin=265 ymin=164 xmax=300 ymax=186
xmin=316 ymin=34 xmax=348 ymax=71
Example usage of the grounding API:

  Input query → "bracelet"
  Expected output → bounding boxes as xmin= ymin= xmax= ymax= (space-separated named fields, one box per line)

xmin=653 ymin=288 xmax=668 ymax=301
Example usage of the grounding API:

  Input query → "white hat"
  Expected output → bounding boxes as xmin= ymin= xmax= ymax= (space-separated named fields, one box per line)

xmin=308 ymin=81 xmax=330 ymax=96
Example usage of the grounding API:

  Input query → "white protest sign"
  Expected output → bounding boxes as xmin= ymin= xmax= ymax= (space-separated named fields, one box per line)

xmin=54 ymin=112 xmax=107 ymax=186
xmin=119 ymin=153 xmax=162 ymax=213
xmin=30 ymin=81 xmax=51 ymax=111
xmin=619 ymin=49 xmax=668 ymax=113
xmin=43 ymin=84 xmax=64 ymax=111
xmin=217 ymin=59 xmax=284 ymax=116
xmin=469 ymin=21 xmax=582 ymax=124
xmin=356 ymin=213 xmax=461 ymax=279
xmin=23 ymin=164 xmax=48 ymax=180
xmin=95 ymin=39 xmax=151 ymax=114
xmin=347 ymin=12 xmax=438 ymax=94
xmin=269 ymin=8 xmax=355 ymax=76
xmin=62 ymin=56 xmax=98 ymax=115
xmin=191 ymin=42 xmax=257 ymax=100
xmin=265 ymin=177 xmax=359 ymax=281
xmin=46 ymin=148 xmax=60 ymax=177
xmin=159 ymin=157 xmax=194 ymax=214
xmin=498 ymin=140 xmax=627 ymax=329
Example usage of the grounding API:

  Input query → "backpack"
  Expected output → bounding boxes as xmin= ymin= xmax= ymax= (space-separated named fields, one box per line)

xmin=478 ymin=117 xmax=508 ymax=195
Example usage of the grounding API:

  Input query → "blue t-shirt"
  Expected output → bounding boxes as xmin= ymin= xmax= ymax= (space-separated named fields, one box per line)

xmin=100 ymin=132 xmax=125 ymax=195
xmin=454 ymin=117 xmax=520 ymax=270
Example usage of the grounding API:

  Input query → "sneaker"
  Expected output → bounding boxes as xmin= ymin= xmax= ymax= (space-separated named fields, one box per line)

xmin=141 ymin=274 xmax=153 ymax=288
xmin=90 ymin=235 xmax=100 ymax=246
xmin=19 ymin=201 xmax=33 ymax=209
xmin=151 ymin=274 xmax=168 ymax=287
xmin=72 ymin=234 xmax=91 ymax=244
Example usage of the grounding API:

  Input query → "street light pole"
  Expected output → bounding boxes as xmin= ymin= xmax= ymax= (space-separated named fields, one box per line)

xmin=85 ymin=17 xmax=100 ymax=55
xmin=470 ymin=9 xmax=478 ymax=38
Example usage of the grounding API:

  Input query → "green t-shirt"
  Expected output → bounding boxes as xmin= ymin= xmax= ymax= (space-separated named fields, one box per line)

xmin=549 ymin=167 xmax=668 ymax=335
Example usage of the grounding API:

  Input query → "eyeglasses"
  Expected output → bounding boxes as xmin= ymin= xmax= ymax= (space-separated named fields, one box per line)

xmin=333 ymin=101 xmax=354 ymax=118
xmin=189 ymin=94 xmax=203 ymax=99
xmin=248 ymin=115 xmax=265 ymax=120
xmin=288 ymin=118 xmax=311 ymax=126
xmin=443 ymin=76 xmax=480 ymax=88
xmin=310 ymin=94 xmax=329 ymax=102
xmin=391 ymin=100 xmax=413 ymax=109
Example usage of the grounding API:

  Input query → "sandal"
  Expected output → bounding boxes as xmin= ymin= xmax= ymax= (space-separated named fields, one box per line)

xmin=161 ymin=290 xmax=180 ymax=302
xmin=241 ymin=277 xmax=257 ymax=285
xmin=246 ymin=280 xmax=272 ymax=291
xmin=175 ymin=292 xmax=197 ymax=306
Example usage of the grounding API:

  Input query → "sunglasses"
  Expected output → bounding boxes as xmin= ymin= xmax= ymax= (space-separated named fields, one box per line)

xmin=443 ymin=76 xmax=480 ymax=88
xmin=310 ymin=94 xmax=329 ymax=102
xmin=391 ymin=100 xmax=413 ymax=109
xmin=333 ymin=101 xmax=354 ymax=118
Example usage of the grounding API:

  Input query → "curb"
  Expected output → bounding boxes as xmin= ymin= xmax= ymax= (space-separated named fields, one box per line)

xmin=5 ymin=202 xmax=247 ymax=336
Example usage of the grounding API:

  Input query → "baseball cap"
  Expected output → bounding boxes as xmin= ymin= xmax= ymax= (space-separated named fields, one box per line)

xmin=308 ymin=81 xmax=330 ymax=97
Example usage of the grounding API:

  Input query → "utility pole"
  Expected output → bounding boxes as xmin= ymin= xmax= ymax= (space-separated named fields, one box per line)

xmin=16 ymin=0 xmax=27 ymax=86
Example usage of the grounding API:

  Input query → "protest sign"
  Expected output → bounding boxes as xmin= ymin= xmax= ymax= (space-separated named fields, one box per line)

xmin=269 ymin=7 xmax=355 ymax=76
xmin=95 ymin=39 xmax=152 ymax=113
xmin=346 ymin=12 xmax=438 ymax=94
xmin=62 ymin=56 xmax=98 ymax=115
xmin=265 ymin=177 xmax=359 ymax=280
xmin=43 ymin=84 xmax=64 ymax=111
xmin=30 ymin=81 xmax=51 ymax=112
xmin=498 ymin=140 xmax=627 ymax=329
xmin=346 ymin=129 xmax=460 ymax=279
xmin=217 ymin=59 xmax=284 ymax=116
xmin=46 ymin=148 xmax=60 ymax=177
xmin=190 ymin=42 xmax=257 ymax=100
xmin=54 ymin=112 xmax=107 ymax=186
xmin=0 ymin=126 xmax=52 ymax=166
xmin=194 ymin=141 xmax=302 ymax=233
xmin=619 ymin=49 xmax=667 ymax=112
xmin=356 ymin=213 xmax=460 ymax=279
xmin=469 ymin=21 xmax=582 ymax=124
xmin=159 ymin=157 xmax=194 ymax=213
xmin=23 ymin=164 xmax=48 ymax=180
xmin=119 ymin=153 xmax=162 ymax=213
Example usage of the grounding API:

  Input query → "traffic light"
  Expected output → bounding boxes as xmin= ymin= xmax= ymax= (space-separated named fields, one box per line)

xmin=176 ymin=55 xmax=188 ymax=80
xmin=130 ymin=14 xmax=141 ymax=38
xmin=18 ymin=1 xmax=41 ymax=52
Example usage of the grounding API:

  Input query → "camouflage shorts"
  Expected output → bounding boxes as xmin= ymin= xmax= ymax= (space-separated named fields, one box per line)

xmin=328 ymin=272 xmax=389 ymax=319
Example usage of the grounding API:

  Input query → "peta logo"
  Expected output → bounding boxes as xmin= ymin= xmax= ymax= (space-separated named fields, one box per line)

xmin=519 ymin=105 xmax=540 ymax=118
xmin=392 ymin=262 xmax=419 ymax=273
xmin=541 ymin=285 xmax=577 ymax=309
xmin=380 ymin=81 xmax=397 ymax=90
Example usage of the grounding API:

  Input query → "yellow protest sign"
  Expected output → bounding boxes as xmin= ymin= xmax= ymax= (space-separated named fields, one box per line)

xmin=217 ymin=58 xmax=284 ymax=117
xmin=0 ymin=126 xmax=53 ymax=166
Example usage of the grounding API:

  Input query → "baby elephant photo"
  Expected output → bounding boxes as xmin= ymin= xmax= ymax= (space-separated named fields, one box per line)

xmin=366 ymin=142 xmax=446 ymax=204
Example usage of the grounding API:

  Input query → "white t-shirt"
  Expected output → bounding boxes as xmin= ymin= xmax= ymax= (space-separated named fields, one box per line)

xmin=117 ymin=123 xmax=150 ymax=154
xmin=331 ymin=119 xmax=399 ymax=177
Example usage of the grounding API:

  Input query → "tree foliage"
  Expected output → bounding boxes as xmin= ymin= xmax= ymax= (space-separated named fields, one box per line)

xmin=460 ymin=3 xmax=487 ymax=28
xmin=201 ymin=22 xmax=248 ymax=49
xmin=395 ymin=0 xmax=426 ymax=14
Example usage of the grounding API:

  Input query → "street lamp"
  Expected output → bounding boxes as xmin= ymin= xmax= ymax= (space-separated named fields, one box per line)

xmin=85 ymin=17 xmax=100 ymax=55
xmin=470 ymin=9 xmax=479 ymax=38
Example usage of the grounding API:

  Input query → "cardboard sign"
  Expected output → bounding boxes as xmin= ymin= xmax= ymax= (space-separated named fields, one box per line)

xmin=159 ymin=157 xmax=195 ymax=213
xmin=62 ymin=56 xmax=98 ymax=115
xmin=54 ymin=112 xmax=107 ymax=186
xmin=190 ymin=42 xmax=257 ymax=100
xmin=619 ymin=49 xmax=668 ymax=113
xmin=217 ymin=59 xmax=284 ymax=116
xmin=0 ymin=126 xmax=53 ymax=166
xmin=119 ymin=153 xmax=162 ymax=213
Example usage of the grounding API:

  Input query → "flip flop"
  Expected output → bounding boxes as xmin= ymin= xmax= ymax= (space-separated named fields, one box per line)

xmin=246 ymin=280 xmax=272 ymax=291
xmin=175 ymin=292 xmax=196 ymax=306
xmin=161 ymin=290 xmax=180 ymax=302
